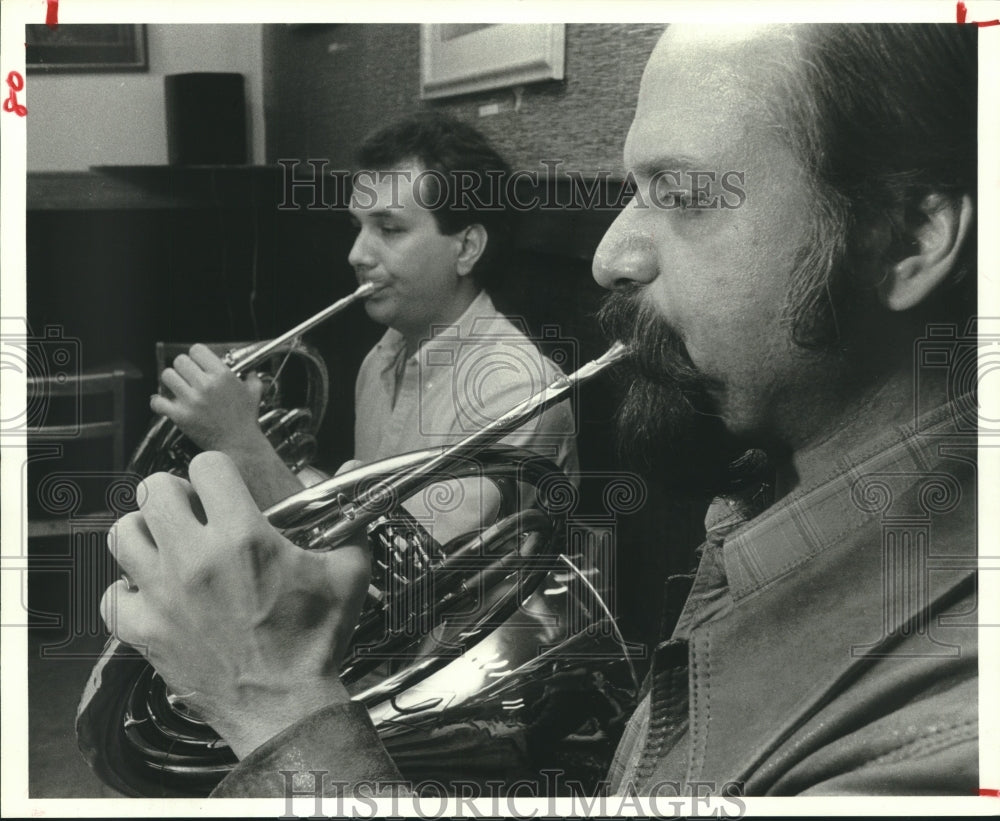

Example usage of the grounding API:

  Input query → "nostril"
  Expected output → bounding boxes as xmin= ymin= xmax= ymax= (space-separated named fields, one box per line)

xmin=592 ymin=221 xmax=659 ymax=289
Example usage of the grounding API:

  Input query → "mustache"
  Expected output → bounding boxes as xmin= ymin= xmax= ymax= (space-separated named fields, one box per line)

xmin=596 ymin=286 xmax=719 ymax=396
xmin=595 ymin=286 xmax=766 ymax=495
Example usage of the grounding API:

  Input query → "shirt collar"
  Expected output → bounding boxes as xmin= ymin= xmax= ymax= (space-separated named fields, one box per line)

xmin=717 ymin=395 xmax=973 ymax=601
xmin=372 ymin=290 xmax=498 ymax=366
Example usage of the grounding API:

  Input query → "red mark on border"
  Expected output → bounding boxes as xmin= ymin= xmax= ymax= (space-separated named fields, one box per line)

xmin=957 ymin=2 xmax=1000 ymax=26
xmin=46 ymin=0 xmax=59 ymax=28
xmin=3 ymin=71 xmax=27 ymax=117
xmin=981 ymin=788 xmax=1000 ymax=797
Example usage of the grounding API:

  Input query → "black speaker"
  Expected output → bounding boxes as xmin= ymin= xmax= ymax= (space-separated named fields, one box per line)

xmin=165 ymin=72 xmax=247 ymax=165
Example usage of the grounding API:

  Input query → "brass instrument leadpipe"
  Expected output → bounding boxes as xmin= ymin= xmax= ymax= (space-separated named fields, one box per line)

xmin=270 ymin=342 xmax=631 ymax=548
xmin=222 ymin=281 xmax=378 ymax=374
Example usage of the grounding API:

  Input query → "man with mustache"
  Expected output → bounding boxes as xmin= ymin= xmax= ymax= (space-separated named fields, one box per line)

xmin=99 ymin=23 xmax=979 ymax=796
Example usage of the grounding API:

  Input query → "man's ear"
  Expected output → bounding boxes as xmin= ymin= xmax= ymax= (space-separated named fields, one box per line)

xmin=455 ymin=224 xmax=488 ymax=277
xmin=878 ymin=193 xmax=974 ymax=312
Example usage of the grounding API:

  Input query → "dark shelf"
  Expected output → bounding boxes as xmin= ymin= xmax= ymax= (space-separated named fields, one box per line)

xmin=27 ymin=165 xmax=285 ymax=211
xmin=27 ymin=166 xmax=624 ymax=261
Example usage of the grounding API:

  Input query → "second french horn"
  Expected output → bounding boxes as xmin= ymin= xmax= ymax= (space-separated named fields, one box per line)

xmin=127 ymin=282 xmax=377 ymax=478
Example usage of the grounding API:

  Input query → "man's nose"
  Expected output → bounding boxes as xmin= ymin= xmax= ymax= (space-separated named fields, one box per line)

xmin=348 ymin=228 xmax=373 ymax=270
xmin=592 ymin=207 xmax=658 ymax=290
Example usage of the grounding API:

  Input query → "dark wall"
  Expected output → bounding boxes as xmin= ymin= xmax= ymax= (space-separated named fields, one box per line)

xmin=263 ymin=23 xmax=665 ymax=173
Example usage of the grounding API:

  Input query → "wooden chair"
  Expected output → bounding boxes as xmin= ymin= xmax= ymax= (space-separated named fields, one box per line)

xmin=27 ymin=366 xmax=141 ymax=539
xmin=25 ymin=365 xmax=141 ymax=647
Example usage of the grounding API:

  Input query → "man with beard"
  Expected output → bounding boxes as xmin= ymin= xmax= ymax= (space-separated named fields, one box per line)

xmin=99 ymin=23 xmax=979 ymax=796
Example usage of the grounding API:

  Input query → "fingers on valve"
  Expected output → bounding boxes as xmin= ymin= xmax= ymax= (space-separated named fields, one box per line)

xmin=100 ymin=579 xmax=149 ymax=648
xmin=135 ymin=472 xmax=202 ymax=547
xmin=159 ymin=367 xmax=195 ymax=402
xmin=149 ymin=392 xmax=171 ymax=414
xmin=107 ymin=511 xmax=157 ymax=581
xmin=243 ymin=371 xmax=266 ymax=403
xmin=171 ymin=353 xmax=207 ymax=387
xmin=188 ymin=343 xmax=228 ymax=374
xmin=187 ymin=451 xmax=261 ymax=529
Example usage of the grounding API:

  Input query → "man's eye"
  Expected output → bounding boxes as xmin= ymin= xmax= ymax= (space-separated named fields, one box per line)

xmin=379 ymin=225 xmax=403 ymax=235
xmin=675 ymin=194 xmax=710 ymax=215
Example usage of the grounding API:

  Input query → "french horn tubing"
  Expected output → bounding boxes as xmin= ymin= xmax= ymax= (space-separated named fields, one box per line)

xmin=77 ymin=342 xmax=639 ymax=796
xmin=127 ymin=282 xmax=377 ymax=478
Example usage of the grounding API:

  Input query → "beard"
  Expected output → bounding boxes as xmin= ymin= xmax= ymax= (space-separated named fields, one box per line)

xmin=597 ymin=286 xmax=761 ymax=497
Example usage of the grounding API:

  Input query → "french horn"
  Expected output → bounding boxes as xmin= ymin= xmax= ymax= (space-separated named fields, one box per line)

xmin=127 ymin=282 xmax=377 ymax=478
xmin=77 ymin=343 xmax=643 ymax=796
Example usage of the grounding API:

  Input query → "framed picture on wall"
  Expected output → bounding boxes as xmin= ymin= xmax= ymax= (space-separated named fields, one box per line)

xmin=25 ymin=24 xmax=148 ymax=73
xmin=420 ymin=24 xmax=565 ymax=100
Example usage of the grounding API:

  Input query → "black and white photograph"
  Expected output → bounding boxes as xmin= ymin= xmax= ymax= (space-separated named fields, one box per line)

xmin=1 ymin=1 xmax=997 ymax=817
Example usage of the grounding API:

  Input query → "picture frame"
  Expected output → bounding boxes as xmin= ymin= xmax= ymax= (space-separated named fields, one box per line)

xmin=420 ymin=23 xmax=565 ymax=100
xmin=25 ymin=24 xmax=148 ymax=73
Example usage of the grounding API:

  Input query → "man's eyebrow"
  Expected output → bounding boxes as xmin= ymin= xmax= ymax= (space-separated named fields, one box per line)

xmin=347 ymin=207 xmax=403 ymax=219
xmin=629 ymin=155 xmax=708 ymax=179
